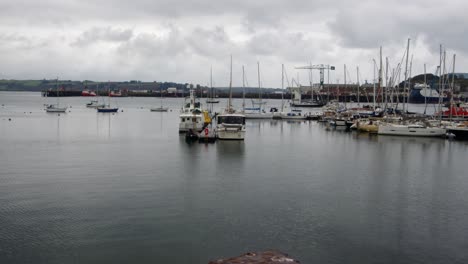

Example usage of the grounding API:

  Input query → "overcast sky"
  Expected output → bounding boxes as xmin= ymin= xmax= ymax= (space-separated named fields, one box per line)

xmin=0 ymin=0 xmax=466 ymax=88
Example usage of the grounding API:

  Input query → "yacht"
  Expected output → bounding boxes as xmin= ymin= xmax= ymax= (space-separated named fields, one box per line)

xmin=86 ymin=100 xmax=105 ymax=108
xmin=45 ymin=104 xmax=67 ymax=113
xmin=378 ymin=123 xmax=446 ymax=137
xmin=216 ymin=113 xmax=246 ymax=140
xmin=244 ymin=62 xmax=273 ymax=119
xmin=45 ymin=78 xmax=67 ymax=113
xmin=216 ymin=56 xmax=246 ymax=140
xmin=179 ymin=89 xmax=205 ymax=133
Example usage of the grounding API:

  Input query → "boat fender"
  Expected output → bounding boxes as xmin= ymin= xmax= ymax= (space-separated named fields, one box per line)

xmin=446 ymin=133 xmax=456 ymax=140
xmin=204 ymin=128 xmax=209 ymax=136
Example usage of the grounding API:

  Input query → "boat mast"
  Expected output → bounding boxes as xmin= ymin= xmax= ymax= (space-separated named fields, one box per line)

xmin=281 ymin=64 xmax=285 ymax=112
xmin=372 ymin=60 xmax=376 ymax=111
xmin=450 ymin=54 xmax=456 ymax=122
xmin=257 ymin=61 xmax=262 ymax=106
xmin=385 ymin=57 xmax=389 ymax=109
xmin=378 ymin=46 xmax=383 ymax=108
xmin=403 ymin=38 xmax=410 ymax=114
xmin=56 ymin=77 xmax=59 ymax=107
xmin=407 ymin=55 xmax=413 ymax=112
xmin=242 ymin=65 xmax=245 ymax=113
xmin=344 ymin=64 xmax=347 ymax=108
xmin=423 ymin=64 xmax=427 ymax=114
xmin=228 ymin=55 xmax=233 ymax=112
xmin=437 ymin=45 xmax=444 ymax=122
xmin=210 ymin=66 xmax=213 ymax=113
xmin=356 ymin=66 xmax=360 ymax=106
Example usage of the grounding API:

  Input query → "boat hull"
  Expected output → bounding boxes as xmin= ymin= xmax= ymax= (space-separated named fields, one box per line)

xmin=273 ymin=112 xmax=307 ymax=120
xmin=244 ymin=113 xmax=273 ymax=119
xmin=97 ymin=108 xmax=119 ymax=113
xmin=378 ymin=125 xmax=446 ymax=137
xmin=150 ymin=107 xmax=168 ymax=112
xmin=217 ymin=129 xmax=245 ymax=140
xmin=290 ymin=103 xmax=325 ymax=108
xmin=46 ymin=108 xmax=67 ymax=113
xmin=447 ymin=127 xmax=468 ymax=140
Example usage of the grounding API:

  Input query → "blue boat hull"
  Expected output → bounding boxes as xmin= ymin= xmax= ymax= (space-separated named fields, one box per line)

xmin=97 ymin=108 xmax=119 ymax=113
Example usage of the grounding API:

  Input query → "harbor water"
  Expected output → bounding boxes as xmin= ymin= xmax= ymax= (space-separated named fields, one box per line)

xmin=0 ymin=92 xmax=467 ymax=264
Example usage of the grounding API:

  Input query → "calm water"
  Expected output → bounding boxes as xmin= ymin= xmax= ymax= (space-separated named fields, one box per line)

xmin=0 ymin=92 xmax=467 ymax=264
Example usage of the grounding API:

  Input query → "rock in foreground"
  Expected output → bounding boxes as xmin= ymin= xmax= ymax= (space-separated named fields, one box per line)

xmin=208 ymin=250 xmax=300 ymax=264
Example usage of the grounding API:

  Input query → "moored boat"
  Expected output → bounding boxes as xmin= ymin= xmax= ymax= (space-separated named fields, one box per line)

xmin=378 ymin=123 xmax=446 ymax=137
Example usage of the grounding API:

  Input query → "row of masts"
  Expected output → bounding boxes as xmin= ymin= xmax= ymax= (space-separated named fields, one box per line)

xmin=203 ymin=40 xmax=458 ymax=117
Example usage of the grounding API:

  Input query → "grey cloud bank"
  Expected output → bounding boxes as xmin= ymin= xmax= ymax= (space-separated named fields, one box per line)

xmin=0 ymin=0 xmax=467 ymax=87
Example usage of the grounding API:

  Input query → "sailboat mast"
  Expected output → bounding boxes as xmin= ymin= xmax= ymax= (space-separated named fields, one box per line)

xmin=378 ymin=46 xmax=383 ymax=107
xmin=372 ymin=59 xmax=376 ymax=111
xmin=423 ymin=64 xmax=427 ymax=114
xmin=210 ymin=66 xmax=213 ymax=113
xmin=242 ymin=65 xmax=245 ymax=113
xmin=403 ymin=38 xmax=410 ymax=113
xmin=257 ymin=61 xmax=261 ymax=101
xmin=228 ymin=55 xmax=233 ymax=112
xmin=385 ymin=57 xmax=389 ymax=108
xmin=344 ymin=64 xmax=347 ymax=107
xmin=408 ymin=55 xmax=413 ymax=112
xmin=56 ymin=77 xmax=59 ymax=106
xmin=281 ymin=64 xmax=284 ymax=112
xmin=356 ymin=66 xmax=360 ymax=106
xmin=450 ymin=54 xmax=456 ymax=121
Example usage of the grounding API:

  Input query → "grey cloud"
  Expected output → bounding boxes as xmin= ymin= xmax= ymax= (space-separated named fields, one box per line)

xmin=72 ymin=27 xmax=134 ymax=47
xmin=1 ymin=0 xmax=468 ymax=86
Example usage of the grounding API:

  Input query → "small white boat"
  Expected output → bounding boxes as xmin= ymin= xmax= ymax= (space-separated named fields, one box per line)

xmin=150 ymin=106 xmax=168 ymax=112
xmin=378 ymin=123 xmax=446 ymax=137
xmin=151 ymin=85 xmax=169 ymax=112
xmin=244 ymin=111 xmax=274 ymax=119
xmin=273 ymin=111 xmax=307 ymax=120
xmin=45 ymin=104 xmax=67 ymax=113
xmin=86 ymin=100 xmax=105 ymax=108
xmin=45 ymin=78 xmax=67 ymax=113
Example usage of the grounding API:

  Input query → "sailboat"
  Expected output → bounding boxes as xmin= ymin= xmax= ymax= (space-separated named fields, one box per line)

xmin=86 ymin=84 xmax=105 ymax=108
xmin=150 ymin=85 xmax=169 ymax=112
xmin=274 ymin=64 xmax=308 ymax=120
xmin=97 ymin=86 xmax=119 ymax=113
xmin=45 ymin=78 xmax=67 ymax=113
xmin=244 ymin=62 xmax=274 ymax=119
xmin=216 ymin=56 xmax=246 ymax=140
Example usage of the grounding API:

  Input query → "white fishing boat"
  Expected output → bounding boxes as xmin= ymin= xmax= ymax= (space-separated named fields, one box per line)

xmin=179 ymin=89 xmax=204 ymax=133
xmin=216 ymin=56 xmax=246 ymax=140
xmin=45 ymin=78 xmax=67 ymax=113
xmin=378 ymin=123 xmax=446 ymax=137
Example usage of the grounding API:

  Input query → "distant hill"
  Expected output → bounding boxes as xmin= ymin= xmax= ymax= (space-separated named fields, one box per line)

xmin=0 ymin=79 xmax=284 ymax=94
xmin=398 ymin=73 xmax=468 ymax=92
